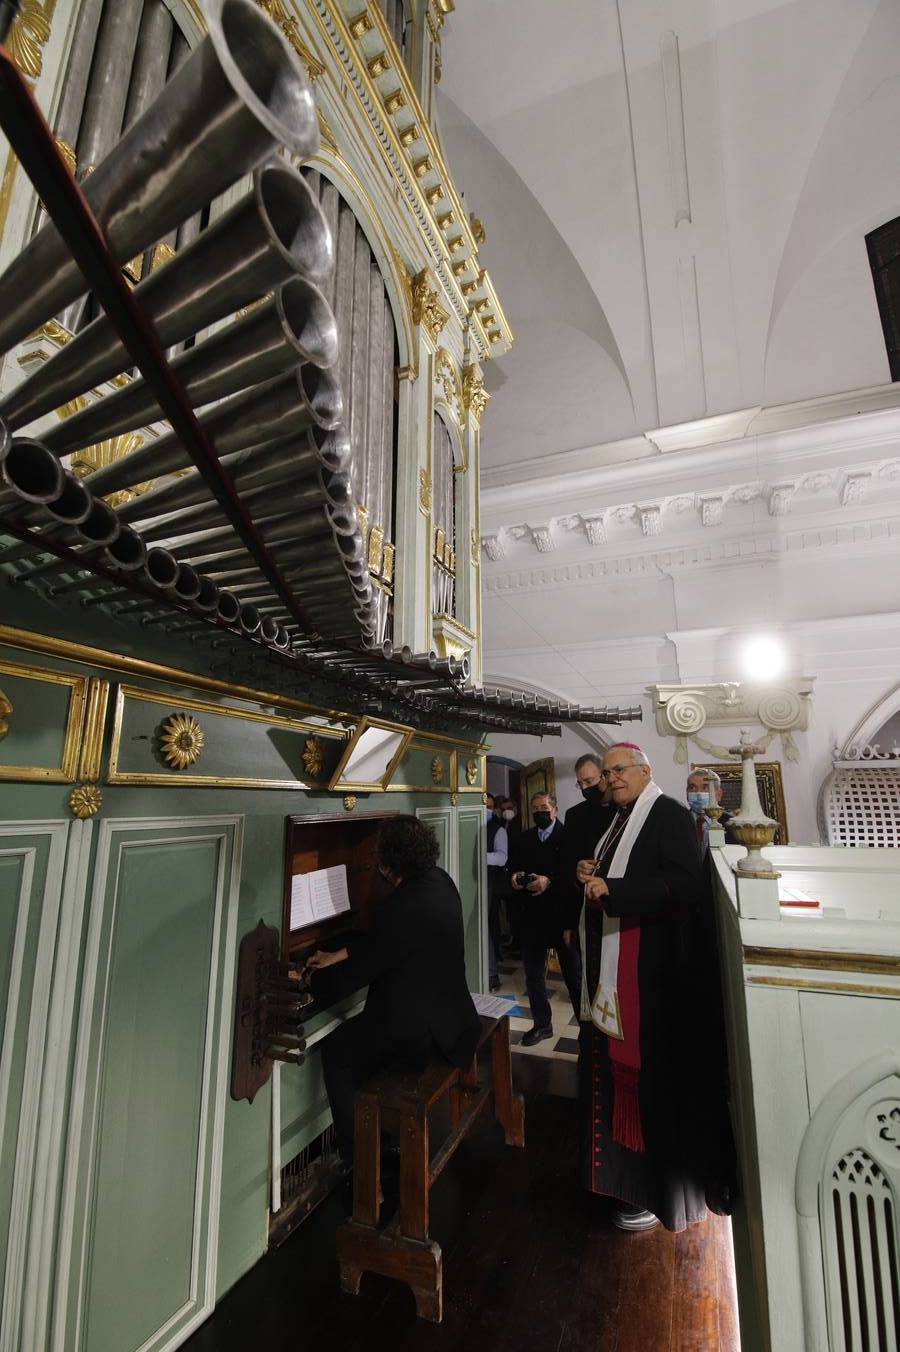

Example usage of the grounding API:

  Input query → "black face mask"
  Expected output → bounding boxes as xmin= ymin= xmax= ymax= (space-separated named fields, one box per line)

xmin=533 ymin=810 xmax=552 ymax=829
xmin=581 ymin=783 xmax=603 ymax=802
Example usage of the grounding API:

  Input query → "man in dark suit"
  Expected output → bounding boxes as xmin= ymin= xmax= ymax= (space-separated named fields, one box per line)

xmin=509 ymin=792 xmax=568 ymax=1044
xmin=305 ymin=815 xmax=481 ymax=1167
xmin=556 ymin=754 xmax=616 ymax=1014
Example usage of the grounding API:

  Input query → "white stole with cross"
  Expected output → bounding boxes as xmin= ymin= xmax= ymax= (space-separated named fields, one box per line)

xmin=579 ymin=781 xmax=662 ymax=1038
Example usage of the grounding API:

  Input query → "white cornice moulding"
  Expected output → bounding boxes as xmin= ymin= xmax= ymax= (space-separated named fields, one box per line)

xmin=480 ymin=384 xmax=900 ymax=520
xmin=482 ymin=512 xmax=900 ymax=593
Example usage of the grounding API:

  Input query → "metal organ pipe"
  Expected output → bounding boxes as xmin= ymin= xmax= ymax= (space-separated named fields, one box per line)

xmin=37 ymin=276 xmax=339 ymax=451
xmin=1 ymin=164 xmax=333 ymax=433
xmin=76 ymin=0 xmax=145 ymax=177
xmin=0 ymin=0 xmax=321 ymax=356
xmin=75 ymin=365 xmax=343 ymax=500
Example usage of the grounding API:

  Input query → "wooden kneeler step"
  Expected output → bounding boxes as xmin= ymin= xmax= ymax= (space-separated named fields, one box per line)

xmin=336 ymin=1014 xmax=525 ymax=1321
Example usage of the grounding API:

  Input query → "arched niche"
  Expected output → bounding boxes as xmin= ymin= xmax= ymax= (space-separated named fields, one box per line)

xmin=795 ymin=1053 xmax=900 ymax=1352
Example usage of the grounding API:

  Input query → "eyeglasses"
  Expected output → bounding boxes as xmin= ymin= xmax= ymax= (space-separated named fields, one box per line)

xmin=600 ymin=763 xmax=640 ymax=779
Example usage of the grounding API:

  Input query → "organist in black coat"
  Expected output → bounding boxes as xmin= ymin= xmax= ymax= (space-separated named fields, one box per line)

xmin=305 ymin=815 xmax=481 ymax=1165
xmin=509 ymin=792 xmax=578 ymax=1044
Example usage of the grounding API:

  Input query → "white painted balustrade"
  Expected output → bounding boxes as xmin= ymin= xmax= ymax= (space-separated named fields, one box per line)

xmin=711 ymin=844 xmax=900 ymax=1352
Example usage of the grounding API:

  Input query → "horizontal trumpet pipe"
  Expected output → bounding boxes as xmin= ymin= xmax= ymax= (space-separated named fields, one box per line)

xmin=0 ymin=437 xmax=65 ymax=508
xmin=134 ymin=471 xmax=351 ymax=544
xmin=0 ymin=0 xmax=320 ymax=358
xmin=80 ymin=365 xmax=342 ymax=500
xmin=115 ymin=425 xmax=351 ymax=526
xmin=36 ymin=277 xmax=339 ymax=451
xmin=5 ymin=164 xmax=333 ymax=437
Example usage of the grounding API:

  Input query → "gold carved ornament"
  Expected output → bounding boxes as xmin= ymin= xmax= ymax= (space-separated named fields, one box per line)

xmin=411 ymin=269 xmax=448 ymax=342
xmin=0 ymin=688 xmax=11 ymax=739
xmin=302 ymin=736 xmax=324 ymax=778
xmin=463 ymin=363 xmax=489 ymax=421
xmin=470 ymin=528 xmax=480 ymax=566
xmin=343 ymin=794 xmax=357 ymax=812
xmin=465 ymin=758 xmax=478 ymax=785
xmin=70 ymin=433 xmax=153 ymax=507
xmin=431 ymin=756 xmax=444 ymax=784
xmin=255 ymin=1 xmax=325 ymax=79
xmin=7 ymin=0 xmax=52 ymax=80
xmin=418 ymin=468 xmax=432 ymax=514
xmin=158 ymin=713 xmax=205 ymax=770
xmin=69 ymin=783 xmax=102 ymax=819
xmin=435 ymin=348 xmax=462 ymax=423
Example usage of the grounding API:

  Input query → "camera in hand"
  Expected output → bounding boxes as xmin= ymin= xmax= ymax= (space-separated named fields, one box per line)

xmin=521 ymin=872 xmax=537 ymax=886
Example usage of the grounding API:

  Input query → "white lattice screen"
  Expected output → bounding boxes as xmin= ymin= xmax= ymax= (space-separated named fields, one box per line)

xmin=824 ymin=770 xmax=900 ymax=847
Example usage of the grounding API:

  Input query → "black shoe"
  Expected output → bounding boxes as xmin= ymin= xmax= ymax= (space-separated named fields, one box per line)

xmin=521 ymin=1025 xmax=553 ymax=1047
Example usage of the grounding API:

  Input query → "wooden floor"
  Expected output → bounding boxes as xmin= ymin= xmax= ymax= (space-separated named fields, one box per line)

xmin=183 ymin=1056 xmax=740 ymax=1352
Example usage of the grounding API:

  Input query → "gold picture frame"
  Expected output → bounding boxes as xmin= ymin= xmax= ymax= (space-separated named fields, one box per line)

xmin=691 ymin=760 xmax=789 ymax=844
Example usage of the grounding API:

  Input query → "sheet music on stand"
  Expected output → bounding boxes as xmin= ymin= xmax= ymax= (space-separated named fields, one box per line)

xmin=290 ymin=863 xmax=352 ymax=931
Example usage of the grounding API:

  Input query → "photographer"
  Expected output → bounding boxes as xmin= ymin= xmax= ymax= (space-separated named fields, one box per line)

xmin=509 ymin=792 xmax=569 ymax=1046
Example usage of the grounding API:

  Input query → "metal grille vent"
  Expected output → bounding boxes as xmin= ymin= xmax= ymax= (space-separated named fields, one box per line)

xmin=826 ymin=1147 xmax=900 ymax=1350
xmin=824 ymin=769 xmax=900 ymax=847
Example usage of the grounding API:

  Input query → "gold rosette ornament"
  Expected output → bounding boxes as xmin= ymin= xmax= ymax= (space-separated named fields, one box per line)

xmin=159 ymin=713 xmax=205 ymax=770
xmin=302 ymin=736 xmax=324 ymax=778
xmin=0 ymin=689 xmax=11 ymax=740
xmin=69 ymin=784 xmax=102 ymax=819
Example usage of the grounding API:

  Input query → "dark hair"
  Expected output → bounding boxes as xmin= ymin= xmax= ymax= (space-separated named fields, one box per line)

xmin=378 ymin=815 xmax=439 ymax=878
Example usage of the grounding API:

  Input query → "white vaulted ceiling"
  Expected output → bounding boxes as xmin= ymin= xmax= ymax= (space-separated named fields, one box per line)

xmin=438 ymin=0 xmax=898 ymax=471
xmin=436 ymin=0 xmax=900 ymax=715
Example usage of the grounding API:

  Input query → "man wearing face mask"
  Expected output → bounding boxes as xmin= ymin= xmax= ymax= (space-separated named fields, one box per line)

xmin=687 ymin=769 xmax=735 ymax=851
xmin=509 ymin=792 xmax=569 ymax=1044
xmin=304 ymin=815 xmax=481 ymax=1179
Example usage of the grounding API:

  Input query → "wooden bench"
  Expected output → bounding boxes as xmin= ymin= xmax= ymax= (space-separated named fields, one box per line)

xmin=335 ymin=1013 xmax=525 ymax=1321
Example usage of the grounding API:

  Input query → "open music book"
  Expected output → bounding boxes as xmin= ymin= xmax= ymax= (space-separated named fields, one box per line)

xmin=290 ymin=864 xmax=352 ymax=931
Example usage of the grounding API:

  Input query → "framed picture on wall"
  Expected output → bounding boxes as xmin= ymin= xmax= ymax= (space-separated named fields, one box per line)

xmin=691 ymin=760 xmax=789 ymax=844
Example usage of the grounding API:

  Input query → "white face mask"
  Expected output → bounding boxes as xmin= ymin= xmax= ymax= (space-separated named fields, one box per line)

xmin=486 ymin=807 xmax=494 ymax=822
xmin=501 ymin=809 xmax=515 ymax=821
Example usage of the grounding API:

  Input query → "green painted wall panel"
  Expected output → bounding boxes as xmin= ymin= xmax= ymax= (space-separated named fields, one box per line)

xmin=457 ymin=812 xmax=486 ymax=989
xmin=82 ymin=835 xmax=222 ymax=1352
xmin=0 ymin=671 xmax=73 ymax=772
xmin=0 ymin=827 xmax=62 ymax=1312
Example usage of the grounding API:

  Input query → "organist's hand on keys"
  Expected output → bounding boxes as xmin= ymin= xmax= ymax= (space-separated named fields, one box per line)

xmin=301 ymin=946 xmax=348 ymax=978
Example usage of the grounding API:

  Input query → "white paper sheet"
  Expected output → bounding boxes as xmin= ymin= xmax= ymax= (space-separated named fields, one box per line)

xmin=289 ymin=864 xmax=351 ymax=931
xmin=472 ymin=993 xmax=518 ymax=1018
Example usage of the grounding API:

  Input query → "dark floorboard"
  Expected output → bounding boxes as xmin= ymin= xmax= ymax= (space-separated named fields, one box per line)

xmin=182 ymin=1056 xmax=739 ymax=1352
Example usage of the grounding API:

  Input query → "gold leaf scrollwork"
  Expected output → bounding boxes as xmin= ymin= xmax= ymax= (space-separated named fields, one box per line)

xmin=0 ymin=688 xmax=11 ymax=739
xmin=302 ymin=736 xmax=324 ymax=779
xmin=255 ymin=0 xmax=325 ymax=78
xmin=470 ymin=528 xmax=480 ymax=566
xmin=159 ymin=713 xmax=205 ymax=770
xmin=55 ymin=139 xmax=77 ymax=175
xmin=411 ymin=269 xmax=448 ymax=342
xmin=418 ymin=468 xmax=432 ymax=514
xmin=69 ymin=783 xmax=102 ymax=819
xmin=463 ymin=363 xmax=489 ymax=420
xmin=8 ymin=0 xmax=52 ymax=80
xmin=367 ymin=524 xmax=385 ymax=574
xmin=343 ymin=794 xmax=357 ymax=812
xmin=31 ymin=319 xmax=72 ymax=348
xmin=70 ymin=433 xmax=153 ymax=507
xmin=465 ymin=758 xmax=478 ymax=786
xmin=431 ymin=756 xmax=444 ymax=784
xmin=435 ymin=348 xmax=462 ymax=424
